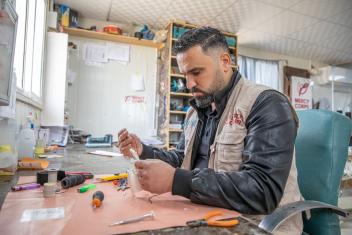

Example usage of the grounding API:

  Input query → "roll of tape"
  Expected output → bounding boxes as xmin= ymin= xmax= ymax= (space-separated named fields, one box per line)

xmin=43 ymin=183 xmax=56 ymax=198
xmin=37 ymin=171 xmax=48 ymax=185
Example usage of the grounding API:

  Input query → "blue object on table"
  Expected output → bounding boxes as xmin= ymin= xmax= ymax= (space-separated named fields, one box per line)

xmin=85 ymin=134 xmax=113 ymax=148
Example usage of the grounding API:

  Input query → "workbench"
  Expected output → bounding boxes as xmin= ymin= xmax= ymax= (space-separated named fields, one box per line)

xmin=0 ymin=144 xmax=271 ymax=235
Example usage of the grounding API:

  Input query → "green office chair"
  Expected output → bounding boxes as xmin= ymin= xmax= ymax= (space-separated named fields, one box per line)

xmin=259 ymin=110 xmax=352 ymax=235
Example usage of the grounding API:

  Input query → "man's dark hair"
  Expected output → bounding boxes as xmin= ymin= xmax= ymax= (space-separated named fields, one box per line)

xmin=173 ymin=27 xmax=229 ymax=55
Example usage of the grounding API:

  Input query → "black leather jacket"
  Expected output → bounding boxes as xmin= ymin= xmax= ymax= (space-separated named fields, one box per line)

xmin=141 ymin=74 xmax=298 ymax=215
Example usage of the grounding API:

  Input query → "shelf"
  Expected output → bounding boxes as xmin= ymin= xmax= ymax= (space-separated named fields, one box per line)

xmin=170 ymin=110 xmax=187 ymax=115
xmin=63 ymin=27 xmax=164 ymax=49
xmin=170 ymin=92 xmax=193 ymax=97
xmin=166 ymin=20 xmax=237 ymax=152
xmin=169 ymin=128 xmax=183 ymax=132
xmin=170 ymin=73 xmax=185 ymax=78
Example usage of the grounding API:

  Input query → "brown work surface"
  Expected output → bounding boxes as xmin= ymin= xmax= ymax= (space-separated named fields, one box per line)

xmin=0 ymin=176 xmax=242 ymax=235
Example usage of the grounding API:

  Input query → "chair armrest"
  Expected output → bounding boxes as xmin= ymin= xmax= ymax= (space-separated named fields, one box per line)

xmin=258 ymin=200 xmax=350 ymax=233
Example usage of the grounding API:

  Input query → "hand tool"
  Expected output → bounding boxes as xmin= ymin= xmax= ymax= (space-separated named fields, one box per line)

xmin=94 ymin=173 xmax=128 ymax=183
xmin=186 ymin=210 xmax=239 ymax=228
xmin=92 ymin=191 xmax=104 ymax=209
xmin=110 ymin=211 xmax=155 ymax=226
xmin=77 ymin=184 xmax=96 ymax=193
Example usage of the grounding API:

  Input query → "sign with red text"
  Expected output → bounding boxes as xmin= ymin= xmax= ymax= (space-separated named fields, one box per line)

xmin=291 ymin=76 xmax=312 ymax=110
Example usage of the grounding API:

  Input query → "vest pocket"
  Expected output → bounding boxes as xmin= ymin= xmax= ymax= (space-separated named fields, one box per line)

xmin=215 ymin=131 xmax=246 ymax=172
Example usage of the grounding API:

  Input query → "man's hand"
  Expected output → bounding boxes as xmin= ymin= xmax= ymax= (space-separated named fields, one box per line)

xmin=135 ymin=159 xmax=176 ymax=194
xmin=117 ymin=129 xmax=143 ymax=158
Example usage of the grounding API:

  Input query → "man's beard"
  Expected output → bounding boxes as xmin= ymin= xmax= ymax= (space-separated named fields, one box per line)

xmin=192 ymin=91 xmax=213 ymax=109
xmin=192 ymin=69 xmax=225 ymax=109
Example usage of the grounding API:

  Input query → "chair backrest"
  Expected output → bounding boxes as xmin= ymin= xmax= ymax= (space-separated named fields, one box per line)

xmin=295 ymin=110 xmax=352 ymax=235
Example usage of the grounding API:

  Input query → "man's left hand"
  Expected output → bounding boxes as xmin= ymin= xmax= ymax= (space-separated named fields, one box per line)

xmin=135 ymin=159 xmax=176 ymax=194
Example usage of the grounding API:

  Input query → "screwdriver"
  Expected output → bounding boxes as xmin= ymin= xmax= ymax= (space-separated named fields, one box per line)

xmin=92 ymin=191 xmax=104 ymax=209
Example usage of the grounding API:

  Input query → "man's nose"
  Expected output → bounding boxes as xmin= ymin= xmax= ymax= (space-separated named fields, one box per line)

xmin=186 ymin=76 xmax=196 ymax=90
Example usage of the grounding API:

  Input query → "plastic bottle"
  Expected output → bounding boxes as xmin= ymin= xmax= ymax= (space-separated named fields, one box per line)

xmin=17 ymin=116 xmax=36 ymax=159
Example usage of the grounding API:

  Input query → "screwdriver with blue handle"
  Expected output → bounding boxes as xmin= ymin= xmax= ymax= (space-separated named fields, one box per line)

xmin=92 ymin=191 xmax=104 ymax=209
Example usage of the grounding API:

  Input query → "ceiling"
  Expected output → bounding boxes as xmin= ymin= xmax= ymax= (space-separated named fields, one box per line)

xmin=56 ymin=0 xmax=352 ymax=65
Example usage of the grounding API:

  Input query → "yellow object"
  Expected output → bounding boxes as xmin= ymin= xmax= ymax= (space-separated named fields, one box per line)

xmin=0 ymin=145 xmax=12 ymax=153
xmin=100 ymin=173 xmax=128 ymax=181
xmin=0 ymin=171 xmax=15 ymax=176
xmin=35 ymin=146 xmax=45 ymax=157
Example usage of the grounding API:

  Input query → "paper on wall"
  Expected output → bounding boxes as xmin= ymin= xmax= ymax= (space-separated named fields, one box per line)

xmin=131 ymin=73 xmax=145 ymax=91
xmin=83 ymin=43 xmax=108 ymax=64
xmin=291 ymin=76 xmax=312 ymax=110
xmin=106 ymin=43 xmax=130 ymax=63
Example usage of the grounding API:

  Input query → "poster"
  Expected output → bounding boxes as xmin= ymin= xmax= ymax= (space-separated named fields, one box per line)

xmin=291 ymin=76 xmax=312 ymax=110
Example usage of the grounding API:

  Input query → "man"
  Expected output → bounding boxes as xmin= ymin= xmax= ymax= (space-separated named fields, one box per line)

xmin=118 ymin=27 xmax=302 ymax=234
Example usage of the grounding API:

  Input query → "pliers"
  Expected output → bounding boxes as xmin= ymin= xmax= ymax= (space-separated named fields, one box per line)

xmin=186 ymin=210 xmax=239 ymax=228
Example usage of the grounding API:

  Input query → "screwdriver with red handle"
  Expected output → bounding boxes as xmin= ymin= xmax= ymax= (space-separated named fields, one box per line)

xmin=92 ymin=191 xmax=104 ymax=209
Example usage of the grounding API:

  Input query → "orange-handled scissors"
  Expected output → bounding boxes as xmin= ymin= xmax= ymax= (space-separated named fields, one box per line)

xmin=186 ymin=210 xmax=239 ymax=227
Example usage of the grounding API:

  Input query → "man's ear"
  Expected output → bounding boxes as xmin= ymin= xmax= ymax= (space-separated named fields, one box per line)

xmin=220 ymin=52 xmax=231 ymax=73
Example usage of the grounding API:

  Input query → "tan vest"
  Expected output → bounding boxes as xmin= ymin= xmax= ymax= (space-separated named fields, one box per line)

xmin=182 ymin=77 xmax=303 ymax=234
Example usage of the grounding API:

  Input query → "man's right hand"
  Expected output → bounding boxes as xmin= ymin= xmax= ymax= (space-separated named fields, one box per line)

xmin=117 ymin=128 xmax=143 ymax=158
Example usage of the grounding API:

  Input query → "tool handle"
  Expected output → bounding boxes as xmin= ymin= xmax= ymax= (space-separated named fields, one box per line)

xmin=78 ymin=184 xmax=96 ymax=193
xmin=92 ymin=191 xmax=104 ymax=201
xmin=208 ymin=219 xmax=239 ymax=227
xmin=204 ymin=210 xmax=223 ymax=220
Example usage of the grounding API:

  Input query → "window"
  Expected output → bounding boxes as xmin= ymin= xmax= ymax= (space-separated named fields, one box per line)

xmin=13 ymin=0 xmax=46 ymax=103
xmin=238 ymin=55 xmax=279 ymax=90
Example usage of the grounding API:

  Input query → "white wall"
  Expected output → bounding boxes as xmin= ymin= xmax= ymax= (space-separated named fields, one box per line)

xmin=66 ymin=36 xmax=158 ymax=140
xmin=0 ymin=100 xmax=41 ymax=148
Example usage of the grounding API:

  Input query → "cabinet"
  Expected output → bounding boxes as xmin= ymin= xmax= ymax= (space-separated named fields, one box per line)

xmin=163 ymin=21 xmax=238 ymax=150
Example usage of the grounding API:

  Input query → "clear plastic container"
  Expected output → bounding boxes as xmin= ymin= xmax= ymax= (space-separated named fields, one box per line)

xmin=17 ymin=127 xmax=36 ymax=159
xmin=127 ymin=168 xmax=142 ymax=195
xmin=0 ymin=145 xmax=17 ymax=175
xmin=0 ymin=119 xmax=18 ymax=175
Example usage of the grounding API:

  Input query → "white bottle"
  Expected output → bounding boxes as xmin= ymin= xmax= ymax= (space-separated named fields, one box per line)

xmin=17 ymin=119 xmax=36 ymax=160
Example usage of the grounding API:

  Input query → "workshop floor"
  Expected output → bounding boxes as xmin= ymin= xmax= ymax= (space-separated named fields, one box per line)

xmin=0 ymin=144 xmax=352 ymax=234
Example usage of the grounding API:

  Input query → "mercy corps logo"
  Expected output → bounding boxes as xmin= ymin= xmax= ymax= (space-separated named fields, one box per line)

xmin=225 ymin=112 xmax=244 ymax=126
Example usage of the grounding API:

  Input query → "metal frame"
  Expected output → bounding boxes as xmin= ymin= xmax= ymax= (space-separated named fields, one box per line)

xmin=0 ymin=0 xmax=18 ymax=106
xmin=258 ymin=200 xmax=350 ymax=233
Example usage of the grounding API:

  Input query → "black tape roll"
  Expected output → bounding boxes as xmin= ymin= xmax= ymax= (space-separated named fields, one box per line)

xmin=36 ymin=171 xmax=48 ymax=185
xmin=57 ymin=170 xmax=66 ymax=181
xmin=37 ymin=170 xmax=66 ymax=185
